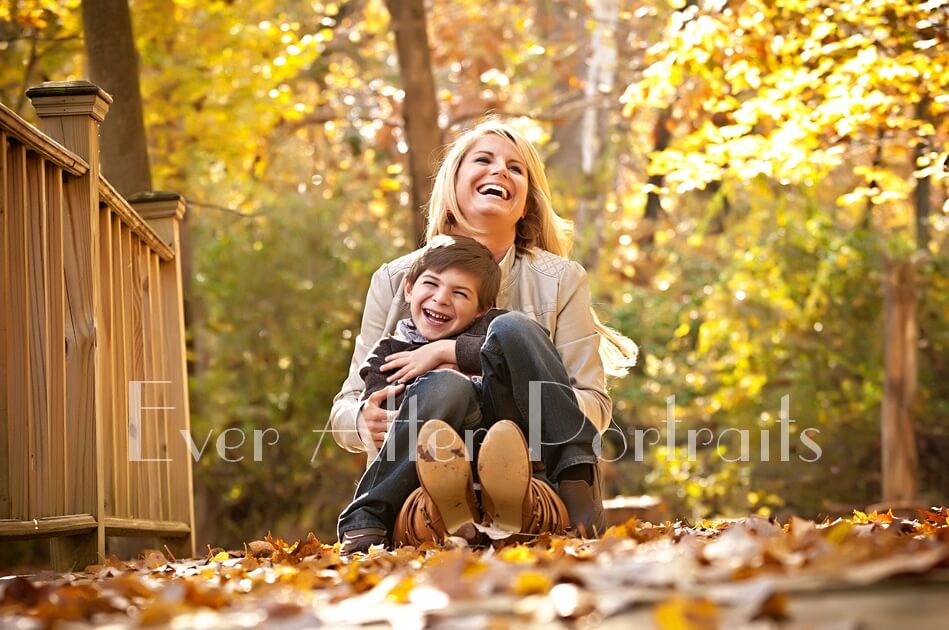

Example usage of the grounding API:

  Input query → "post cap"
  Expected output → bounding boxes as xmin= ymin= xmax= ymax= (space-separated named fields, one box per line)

xmin=26 ymin=81 xmax=113 ymax=122
xmin=129 ymin=191 xmax=186 ymax=221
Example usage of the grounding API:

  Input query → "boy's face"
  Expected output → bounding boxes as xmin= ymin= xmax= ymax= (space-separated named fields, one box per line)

xmin=404 ymin=267 xmax=487 ymax=341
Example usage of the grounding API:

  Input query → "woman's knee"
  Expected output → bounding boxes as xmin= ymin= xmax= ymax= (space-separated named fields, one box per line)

xmin=487 ymin=311 xmax=546 ymax=347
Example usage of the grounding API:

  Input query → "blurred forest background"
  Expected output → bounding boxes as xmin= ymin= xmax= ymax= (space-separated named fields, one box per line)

xmin=1 ymin=0 xmax=946 ymax=549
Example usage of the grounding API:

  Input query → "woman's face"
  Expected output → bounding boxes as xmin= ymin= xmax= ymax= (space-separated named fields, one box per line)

xmin=453 ymin=134 xmax=529 ymax=237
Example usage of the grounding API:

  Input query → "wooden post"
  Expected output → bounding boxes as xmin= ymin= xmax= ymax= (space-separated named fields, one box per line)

xmin=129 ymin=191 xmax=196 ymax=559
xmin=881 ymin=258 xmax=919 ymax=503
xmin=26 ymin=81 xmax=112 ymax=571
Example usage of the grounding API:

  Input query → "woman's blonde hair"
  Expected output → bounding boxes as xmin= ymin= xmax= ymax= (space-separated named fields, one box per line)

xmin=425 ymin=118 xmax=574 ymax=257
xmin=425 ymin=118 xmax=638 ymax=377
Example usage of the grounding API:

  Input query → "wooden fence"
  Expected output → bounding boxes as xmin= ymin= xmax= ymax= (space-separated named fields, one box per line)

xmin=0 ymin=81 xmax=195 ymax=570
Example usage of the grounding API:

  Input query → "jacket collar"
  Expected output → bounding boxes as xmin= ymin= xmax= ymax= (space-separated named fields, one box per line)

xmin=497 ymin=245 xmax=517 ymax=307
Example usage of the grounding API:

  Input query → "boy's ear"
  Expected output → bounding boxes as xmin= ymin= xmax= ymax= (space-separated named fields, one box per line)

xmin=403 ymin=279 xmax=414 ymax=301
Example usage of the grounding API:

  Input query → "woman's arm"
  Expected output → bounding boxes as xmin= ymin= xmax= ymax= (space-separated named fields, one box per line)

xmin=330 ymin=263 xmax=397 ymax=453
xmin=554 ymin=262 xmax=613 ymax=433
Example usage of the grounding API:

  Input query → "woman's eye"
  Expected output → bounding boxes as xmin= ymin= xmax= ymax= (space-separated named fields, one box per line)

xmin=475 ymin=157 xmax=489 ymax=164
xmin=510 ymin=165 xmax=523 ymax=174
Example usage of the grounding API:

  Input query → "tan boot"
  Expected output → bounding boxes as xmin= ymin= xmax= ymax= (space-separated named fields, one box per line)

xmin=393 ymin=487 xmax=443 ymax=546
xmin=393 ymin=487 xmax=482 ymax=546
xmin=478 ymin=420 xmax=569 ymax=535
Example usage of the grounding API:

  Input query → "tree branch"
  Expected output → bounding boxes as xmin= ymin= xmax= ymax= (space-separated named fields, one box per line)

xmin=186 ymin=199 xmax=261 ymax=219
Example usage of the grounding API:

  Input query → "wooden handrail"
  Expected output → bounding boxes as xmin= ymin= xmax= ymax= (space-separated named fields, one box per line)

xmin=0 ymin=102 xmax=89 ymax=176
xmin=98 ymin=177 xmax=175 ymax=261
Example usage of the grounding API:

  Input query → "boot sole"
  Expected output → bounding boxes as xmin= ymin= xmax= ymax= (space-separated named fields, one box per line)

xmin=416 ymin=419 xmax=475 ymax=535
xmin=478 ymin=420 xmax=530 ymax=532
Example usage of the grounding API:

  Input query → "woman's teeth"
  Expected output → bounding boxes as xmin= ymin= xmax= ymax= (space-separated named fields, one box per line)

xmin=478 ymin=184 xmax=509 ymax=200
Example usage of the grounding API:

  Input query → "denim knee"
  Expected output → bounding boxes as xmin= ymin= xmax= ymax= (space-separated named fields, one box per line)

xmin=486 ymin=311 xmax=547 ymax=350
xmin=401 ymin=369 xmax=480 ymax=429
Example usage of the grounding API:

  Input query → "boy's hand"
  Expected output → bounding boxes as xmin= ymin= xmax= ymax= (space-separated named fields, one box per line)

xmin=357 ymin=384 xmax=404 ymax=449
xmin=383 ymin=340 xmax=457 ymax=384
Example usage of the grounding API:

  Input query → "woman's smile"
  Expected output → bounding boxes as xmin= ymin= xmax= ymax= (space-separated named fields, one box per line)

xmin=454 ymin=134 xmax=528 ymax=232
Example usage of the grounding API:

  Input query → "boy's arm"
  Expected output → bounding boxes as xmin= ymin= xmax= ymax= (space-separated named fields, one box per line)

xmin=454 ymin=309 xmax=507 ymax=374
xmin=359 ymin=338 xmax=398 ymax=403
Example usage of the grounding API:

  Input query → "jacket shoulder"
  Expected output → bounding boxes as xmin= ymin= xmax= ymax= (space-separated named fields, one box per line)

xmin=524 ymin=248 xmax=583 ymax=279
xmin=380 ymin=249 xmax=422 ymax=289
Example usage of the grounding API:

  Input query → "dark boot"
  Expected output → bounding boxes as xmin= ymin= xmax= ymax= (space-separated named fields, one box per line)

xmin=558 ymin=464 xmax=606 ymax=538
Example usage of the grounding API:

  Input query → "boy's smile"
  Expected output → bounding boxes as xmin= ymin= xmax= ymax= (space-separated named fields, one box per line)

xmin=404 ymin=267 xmax=487 ymax=341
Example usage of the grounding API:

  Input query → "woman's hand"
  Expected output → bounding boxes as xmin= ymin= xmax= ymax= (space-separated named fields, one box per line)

xmin=356 ymin=383 xmax=405 ymax=449
xmin=382 ymin=340 xmax=457 ymax=384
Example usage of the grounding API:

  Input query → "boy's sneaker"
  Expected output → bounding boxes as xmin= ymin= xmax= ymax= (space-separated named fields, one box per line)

xmin=339 ymin=527 xmax=387 ymax=557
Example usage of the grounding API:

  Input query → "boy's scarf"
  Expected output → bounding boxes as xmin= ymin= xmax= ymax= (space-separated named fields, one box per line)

xmin=394 ymin=317 xmax=429 ymax=344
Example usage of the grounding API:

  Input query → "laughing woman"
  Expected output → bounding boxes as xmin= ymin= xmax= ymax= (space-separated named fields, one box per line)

xmin=330 ymin=119 xmax=637 ymax=555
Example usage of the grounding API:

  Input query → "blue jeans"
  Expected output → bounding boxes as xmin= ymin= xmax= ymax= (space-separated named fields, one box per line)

xmin=337 ymin=312 xmax=600 ymax=537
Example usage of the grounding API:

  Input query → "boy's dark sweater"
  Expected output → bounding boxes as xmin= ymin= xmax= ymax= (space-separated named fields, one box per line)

xmin=360 ymin=308 xmax=506 ymax=410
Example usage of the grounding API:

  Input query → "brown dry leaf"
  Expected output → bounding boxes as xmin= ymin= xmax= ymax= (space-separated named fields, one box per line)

xmin=246 ymin=539 xmax=275 ymax=558
xmin=752 ymin=592 xmax=789 ymax=622
xmin=142 ymin=549 xmax=168 ymax=570
xmin=294 ymin=532 xmax=324 ymax=559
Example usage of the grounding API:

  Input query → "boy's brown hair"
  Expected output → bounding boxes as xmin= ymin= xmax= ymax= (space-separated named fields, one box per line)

xmin=406 ymin=235 xmax=501 ymax=311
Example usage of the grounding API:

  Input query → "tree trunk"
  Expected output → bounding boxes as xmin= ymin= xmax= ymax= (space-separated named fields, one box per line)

xmin=641 ymin=106 xmax=672 ymax=249
xmin=538 ymin=0 xmax=616 ymax=267
xmin=539 ymin=0 xmax=586 ymax=179
xmin=914 ymin=95 xmax=932 ymax=250
xmin=881 ymin=259 xmax=918 ymax=503
xmin=575 ymin=0 xmax=617 ymax=271
xmin=82 ymin=0 xmax=153 ymax=197
xmin=384 ymin=0 xmax=441 ymax=246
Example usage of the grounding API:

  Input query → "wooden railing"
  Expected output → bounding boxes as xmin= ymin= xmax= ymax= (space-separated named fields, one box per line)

xmin=0 ymin=81 xmax=195 ymax=570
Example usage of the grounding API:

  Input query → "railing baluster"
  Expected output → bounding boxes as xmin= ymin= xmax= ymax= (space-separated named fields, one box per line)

xmin=26 ymin=153 xmax=50 ymax=517
xmin=46 ymin=167 xmax=67 ymax=517
xmin=98 ymin=205 xmax=115 ymax=520
xmin=0 ymin=131 xmax=10 ymax=520
xmin=125 ymin=226 xmax=140 ymax=522
xmin=6 ymin=142 xmax=31 ymax=522
xmin=112 ymin=215 xmax=130 ymax=519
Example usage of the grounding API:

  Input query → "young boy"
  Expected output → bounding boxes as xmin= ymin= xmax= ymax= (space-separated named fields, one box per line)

xmin=359 ymin=234 xmax=504 ymax=410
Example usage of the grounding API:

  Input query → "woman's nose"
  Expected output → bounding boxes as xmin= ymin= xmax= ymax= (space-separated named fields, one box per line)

xmin=490 ymin=162 xmax=508 ymax=177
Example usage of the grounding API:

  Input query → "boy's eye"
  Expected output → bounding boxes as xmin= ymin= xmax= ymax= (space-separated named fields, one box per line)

xmin=454 ymin=291 xmax=470 ymax=299
xmin=422 ymin=280 xmax=438 ymax=287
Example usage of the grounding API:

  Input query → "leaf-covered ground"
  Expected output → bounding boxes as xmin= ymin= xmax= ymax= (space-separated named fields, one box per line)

xmin=2 ymin=508 xmax=947 ymax=629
